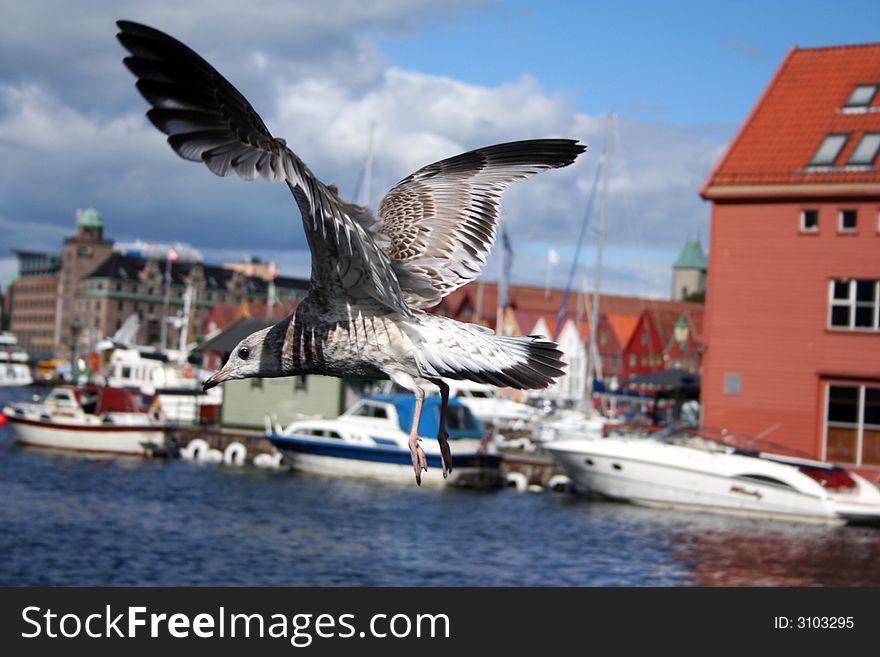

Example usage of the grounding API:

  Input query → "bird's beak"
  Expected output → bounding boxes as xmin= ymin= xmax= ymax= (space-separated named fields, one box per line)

xmin=202 ymin=370 xmax=230 ymax=391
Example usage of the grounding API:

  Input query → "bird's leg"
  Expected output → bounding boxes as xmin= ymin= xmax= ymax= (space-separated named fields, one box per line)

xmin=409 ymin=385 xmax=428 ymax=485
xmin=428 ymin=378 xmax=453 ymax=478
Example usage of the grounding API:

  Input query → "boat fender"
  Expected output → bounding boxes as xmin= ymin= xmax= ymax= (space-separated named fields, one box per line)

xmin=203 ymin=448 xmax=224 ymax=463
xmin=253 ymin=452 xmax=284 ymax=469
xmin=181 ymin=438 xmax=209 ymax=461
xmin=505 ymin=472 xmax=528 ymax=492
xmin=223 ymin=442 xmax=247 ymax=466
xmin=149 ymin=397 xmax=164 ymax=422
xmin=547 ymin=474 xmax=572 ymax=492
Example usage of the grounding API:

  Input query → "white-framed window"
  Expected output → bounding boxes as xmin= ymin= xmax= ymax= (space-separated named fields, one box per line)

xmin=828 ymin=279 xmax=880 ymax=330
xmin=825 ymin=382 xmax=880 ymax=466
xmin=838 ymin=209 xmax=858 ymax=232
xmin=800 ymin=208 xmax=819 ymax=232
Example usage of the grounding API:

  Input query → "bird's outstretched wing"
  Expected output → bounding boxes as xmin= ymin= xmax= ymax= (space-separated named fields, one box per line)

xmin=375 ymin=140 xmax=585 ymax=309
xmin=115 ymin=20 xmax=412 ymax=317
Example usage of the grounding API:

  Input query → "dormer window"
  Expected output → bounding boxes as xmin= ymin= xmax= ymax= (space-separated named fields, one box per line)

xmin=847 ymin=132 xmax=880 ymax=166
xmin=809 ymin=133 xmax=848 ymax=166
xmin=845 ymin=84 xmax=878 ymax=108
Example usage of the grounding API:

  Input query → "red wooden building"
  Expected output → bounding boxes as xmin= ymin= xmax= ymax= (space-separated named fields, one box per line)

xmin=700 ymin=43 xmax=880 ymax=479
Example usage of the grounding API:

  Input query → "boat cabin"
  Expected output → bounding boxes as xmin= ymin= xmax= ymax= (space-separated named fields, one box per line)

xmin=344 ymin=395 xmax=484 ymax=440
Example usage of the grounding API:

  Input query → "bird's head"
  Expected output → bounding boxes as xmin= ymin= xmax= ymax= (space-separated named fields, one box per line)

xmin=202 ymin=318 xmax=290 ymax=390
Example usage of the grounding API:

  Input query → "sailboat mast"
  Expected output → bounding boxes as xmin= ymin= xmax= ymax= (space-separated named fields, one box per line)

xmin=587 ymin=112 xmax=614 ymax=402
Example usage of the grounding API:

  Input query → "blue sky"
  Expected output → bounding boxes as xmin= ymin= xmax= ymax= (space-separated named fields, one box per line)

xmin=1 ymin=0 xmax=878 ymax=300
xmin=380 ymin=0 xmax=879 ymax=125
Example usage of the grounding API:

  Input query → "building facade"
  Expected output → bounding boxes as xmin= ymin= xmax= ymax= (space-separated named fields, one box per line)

xmin=8 ymin=250 xmax=62 ymax=358
xmin=55 ymin=208 xmax=114 ymax=356
xmin=700 ymin=44 xmax=880 ymax=476
xmin=76 ymin=253 xmax=308 ymax=353
xmin=7 ymin=208 xmax=310 ymax=359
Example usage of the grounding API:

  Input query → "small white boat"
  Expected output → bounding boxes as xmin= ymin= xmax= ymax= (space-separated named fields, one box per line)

xmin=266 ymin=394 xmax=502 ymax=487
xmin=1 ymin=385 xmax=168 ymax=457
xmin=0 ymin=332 xmax=33 ymax=387
xmin=105 ymin=348 xmax=220 ymax=425
xmin=544 ymin=426 xmax=880 ymax=525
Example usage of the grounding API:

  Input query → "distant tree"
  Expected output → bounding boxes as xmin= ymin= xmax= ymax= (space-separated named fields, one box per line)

xmin=683 ymin=290 xmax=705 ymax=303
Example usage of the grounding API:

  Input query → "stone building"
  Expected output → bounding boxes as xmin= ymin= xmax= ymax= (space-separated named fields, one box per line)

xmin=55 ymin=208 xmax=114 ymax=355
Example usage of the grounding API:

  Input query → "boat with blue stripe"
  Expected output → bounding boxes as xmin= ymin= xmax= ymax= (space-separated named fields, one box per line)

xmin=266 ymin=394 xmax=502 ymax=487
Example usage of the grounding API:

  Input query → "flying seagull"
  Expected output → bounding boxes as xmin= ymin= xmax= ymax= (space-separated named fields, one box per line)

xmin=116 ymin=20 xmax=585 ymax=484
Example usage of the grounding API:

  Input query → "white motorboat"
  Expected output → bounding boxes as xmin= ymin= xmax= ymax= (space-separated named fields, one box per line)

xmin=532 ymin=407 xmax=613 ymax=443
xmin=1 ymin=385 xmax=168 ymax=457
xmin=0 ymin=332 xmax=33 ymax=386
xmin=544 ymin=426 xmax=880 ymax=525
xmin=266 ymin=394 xmax=502 ymax=487
xmin=105 ymin=348 xmax=220 ymax=425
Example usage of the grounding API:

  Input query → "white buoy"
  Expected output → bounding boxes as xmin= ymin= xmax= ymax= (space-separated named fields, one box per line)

xmin=547 ymin=474 xmax=572 ymax=492
xmin=203 ymin=448 xmax=223 ymax=463
xmin=253 ymin=452 xmax=284 ymax=469
xmin=505 ymin=471 xmax=528 ymax=492
xmin=223 ymin=442 xmax=247 ymax=466
xmin=181 ymin=438 xmax=209 ymax=461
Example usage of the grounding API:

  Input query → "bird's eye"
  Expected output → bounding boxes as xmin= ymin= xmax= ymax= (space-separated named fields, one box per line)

xmin=238 ymin=347 xmax=250 ymax=360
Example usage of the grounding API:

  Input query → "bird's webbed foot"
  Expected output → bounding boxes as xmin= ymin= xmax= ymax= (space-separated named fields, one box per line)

xmin=408 ymin=434 xmax=428 ymax=485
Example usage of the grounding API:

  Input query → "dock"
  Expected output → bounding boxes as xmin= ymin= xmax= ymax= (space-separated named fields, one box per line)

xmin=168 ymin=425 xmax=280 ymax=465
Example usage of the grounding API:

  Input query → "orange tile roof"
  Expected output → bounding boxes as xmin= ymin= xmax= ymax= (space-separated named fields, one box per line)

xmin=606 ymin=313 xmax=639 ymax=346
xmin=702 ymin=43 xmax=880 ymax=197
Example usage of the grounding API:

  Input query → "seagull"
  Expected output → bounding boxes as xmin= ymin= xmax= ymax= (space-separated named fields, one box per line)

xmin=116 ymin=20 xmax=585 ymax=484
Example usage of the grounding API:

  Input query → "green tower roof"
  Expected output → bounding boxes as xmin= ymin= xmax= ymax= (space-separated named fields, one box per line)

xmin=77 ymin=207 xmax=103 ymax=228
xmin=673 ymin=239 xmax=707 ymax=270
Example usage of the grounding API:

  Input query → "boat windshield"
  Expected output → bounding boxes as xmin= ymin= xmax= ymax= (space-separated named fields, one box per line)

xmin=654 ymin=425 xmax=819 ymax=462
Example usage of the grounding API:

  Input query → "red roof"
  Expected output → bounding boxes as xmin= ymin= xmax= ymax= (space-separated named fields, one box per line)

xmin=702 ymin=43 xmax=880 ymax=197
xmin=606 ymin=313 xmax=639 ymax=346
xmin=439 ymin=281 xmax=702 ymax=330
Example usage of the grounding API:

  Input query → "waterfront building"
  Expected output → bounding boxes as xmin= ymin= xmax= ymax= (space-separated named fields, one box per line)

xmin=76 ymin=253 xmax=308 ymax=352
xmin=7 ymin=209 xmax=310 ymax=359
xmin=8 ymin=250 xmax=62 ymax=359
xmin=700 ymin=43 xmax=880 ymax=476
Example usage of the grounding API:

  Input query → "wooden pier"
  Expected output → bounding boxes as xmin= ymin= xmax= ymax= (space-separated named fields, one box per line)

xmin=168 ymin=425 xmax=279 ymax=463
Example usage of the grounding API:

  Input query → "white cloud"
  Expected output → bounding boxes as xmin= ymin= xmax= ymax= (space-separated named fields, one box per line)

xmin=0 ymin=1 xmax=729 ymax=302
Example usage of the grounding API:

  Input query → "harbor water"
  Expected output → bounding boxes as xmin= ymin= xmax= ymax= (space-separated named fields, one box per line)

xmin=2 ymin=386 xmax=879 ymax=587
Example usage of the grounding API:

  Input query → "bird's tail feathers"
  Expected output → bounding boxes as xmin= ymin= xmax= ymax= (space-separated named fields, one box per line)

xmin=414 ymin=333 xmax=565 ymax=390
